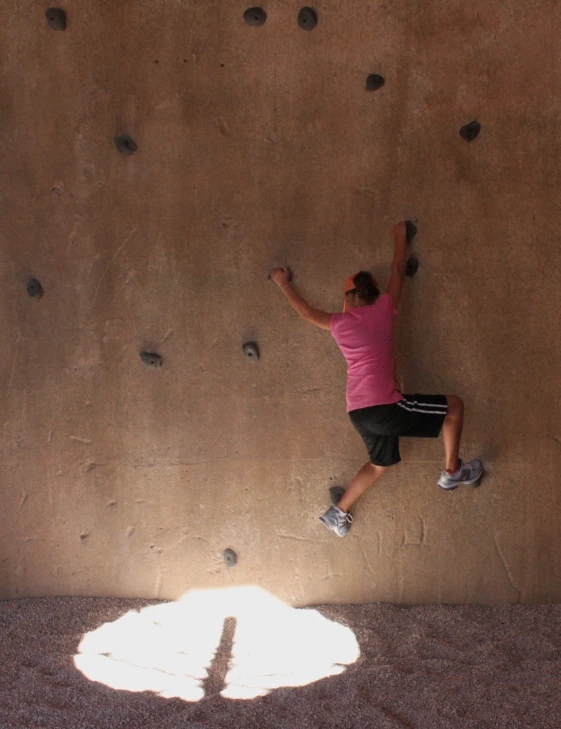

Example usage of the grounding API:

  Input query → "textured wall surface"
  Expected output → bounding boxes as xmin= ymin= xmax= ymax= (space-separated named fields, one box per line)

xmin=1 ymin=0 xmax=560 ymax=605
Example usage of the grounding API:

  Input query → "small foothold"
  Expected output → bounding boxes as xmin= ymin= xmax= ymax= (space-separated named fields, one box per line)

xmin=223 ymin=548 xmax=237 ymax=568
xmin=329 ymin=486 xmax=346 ymax=506
xmin=405 ymin=221 xmax=417 ymax=244
xmin=459 ymin=121 xmax=481 ymax=142
xmin=405 ymin=257 xmax=419 ymax=278
xmin=140 ymin=351 xmax=162 ymax=368
xmin=366 ymin=74 xmax=385 ymax=91
xmin=46 ymin=8 xmax=66 ymax=31
xmin=243 ymin=7 xmax=267 ymax=26
xmin=242 ymin=342 xmax=260 ymax=361
xmin=113 ymin=134 xmax=137 ymax=155
xmin=27 ymin=278 xmax=43 ymax=298
xmin=298 ymin=7 xmax=318 ymax=30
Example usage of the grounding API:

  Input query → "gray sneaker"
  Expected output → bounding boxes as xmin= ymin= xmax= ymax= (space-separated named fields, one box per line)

xmin=319 ymin=506 xmax=353 ymax=537
xmin=438 ymin=459 xmax=483 ymax=490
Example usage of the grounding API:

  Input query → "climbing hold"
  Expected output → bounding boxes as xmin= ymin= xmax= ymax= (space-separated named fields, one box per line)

xmin=223 ymin=548 xmax=237 ymax=568
xmin=298 ymin=7 xmax=317 ymax=30
xmin=113 ymin=134 xmax=137 ymax=155
xmin=459 ymin=121 xmax=481 ymax=142
xmin=366 ymin=74 xmax=385 ymax=92
xmin=45 ymin=8 xmax=66 ymax=31
xmin=329 ymin=486 xmax=346 ymax=506
xmin=27 ymin=278 xmax=43 ymax=298
xmin=405 ymin=220 xmax=417 ymax=244
xmin=243 ymin=7 xmax=267 ymax=26
xmin=242 ymin=342 xmax=260 ymax=361
xmin=140 ymin=351 xmax=162 ymax=368
xmin=405 ymin=257 xmax=419 ymax=277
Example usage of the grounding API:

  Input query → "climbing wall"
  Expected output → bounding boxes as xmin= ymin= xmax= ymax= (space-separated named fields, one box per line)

xmin=1 ymin=1 xmax=560 ymax=605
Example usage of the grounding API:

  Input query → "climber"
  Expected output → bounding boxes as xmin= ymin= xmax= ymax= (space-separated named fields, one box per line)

xmin=270 ymin=221 xmax=483 ymax=537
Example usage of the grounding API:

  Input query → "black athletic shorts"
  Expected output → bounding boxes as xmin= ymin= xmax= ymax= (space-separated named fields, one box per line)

xmin=348 ymin=394 xmax=449 ymax=467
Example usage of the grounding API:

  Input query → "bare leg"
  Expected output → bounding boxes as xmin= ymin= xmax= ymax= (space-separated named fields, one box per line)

xmin=443 ymin=395 xmax=464 ymax=473
xmin=337 ymin=462 xmax=388 ymax=513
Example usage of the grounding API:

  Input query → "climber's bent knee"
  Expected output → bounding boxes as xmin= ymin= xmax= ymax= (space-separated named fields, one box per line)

xmin=445 ymin=395 xmax=464 ymax=419
xmin=369 ymin=462 xmax=389 ymax=471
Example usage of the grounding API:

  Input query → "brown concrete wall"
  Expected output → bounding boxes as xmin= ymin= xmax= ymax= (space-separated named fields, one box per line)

xmin=1 ymin=0 xmax=560 ymax=605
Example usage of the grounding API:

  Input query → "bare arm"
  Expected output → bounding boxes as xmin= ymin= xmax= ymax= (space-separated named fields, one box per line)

xmin=281 ymin=283 xmax=311 ymax=319
xmin=391 ymin=222 xmax=407 ymax=272
xmin=270 ymin=267 xmax=333 ymax=330
xmin=282 ymin=285 xmax=332 ymax=330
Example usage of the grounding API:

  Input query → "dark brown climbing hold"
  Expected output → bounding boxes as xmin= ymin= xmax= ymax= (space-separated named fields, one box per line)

xmin=46 ymin=8 xmax=66 ymax=31
xmin=140 ymin=352 xmax=162 ymax=368
xmin=459 ymin=121 xmax=481 ymax=142
xmin=243 ymin=7 xmax=267 ymax=26
xmin=366 ymin=74 xmax=385 ymax=91
xmin=223 ymin=548 xmax=237 ymax=568
xmin=242 ymin=342 xmax=260 ymax=361
xmin=298 ymin=7 xmax=317 ymax=30
xmin=329 ymin=486 xmax=346 ymax=506
xmin=27 ymin=278 xmax=43 ymax=298
xmin=113 ymin=134 xmax=137 ymax=155
xmin=405 ymin=257 xmax=419 ymax=278
xmin=405 ymin=220 xmax=417 ymax=244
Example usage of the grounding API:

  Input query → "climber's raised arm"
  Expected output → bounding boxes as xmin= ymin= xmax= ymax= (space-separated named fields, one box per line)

xmin=270 ymin=266 xmax=333 ymax=331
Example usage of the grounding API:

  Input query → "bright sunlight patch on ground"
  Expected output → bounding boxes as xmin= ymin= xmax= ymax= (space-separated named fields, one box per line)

xmin=74 ymin=586 xmax=360 ymax=701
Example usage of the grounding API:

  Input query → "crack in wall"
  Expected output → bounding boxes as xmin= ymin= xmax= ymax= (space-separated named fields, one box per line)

xmin=357 ymin=539 xmax=375 ymax=583
xmin=401 ymin=516 xmax=426 ymax=547
xmin=494 ymin=534 xmax=522 ymax=601
xmin=277 ymin=532 xmax=323 ymax=542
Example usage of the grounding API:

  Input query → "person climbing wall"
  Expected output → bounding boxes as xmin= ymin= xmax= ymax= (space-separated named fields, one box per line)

xmin=270 ymin=221 xmax=483 ymax=537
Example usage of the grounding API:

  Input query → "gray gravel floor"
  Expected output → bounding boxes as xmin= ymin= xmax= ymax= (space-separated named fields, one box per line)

xmin=2 ymin=597 xmax=560 ymax=729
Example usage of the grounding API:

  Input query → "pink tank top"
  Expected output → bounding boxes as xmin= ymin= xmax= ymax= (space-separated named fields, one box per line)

xmin=330 ymin=293 xmax=403 ymax=412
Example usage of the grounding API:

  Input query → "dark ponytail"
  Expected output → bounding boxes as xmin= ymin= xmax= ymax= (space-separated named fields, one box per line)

xmin=353 ymin=271 xmax=379 ymax=304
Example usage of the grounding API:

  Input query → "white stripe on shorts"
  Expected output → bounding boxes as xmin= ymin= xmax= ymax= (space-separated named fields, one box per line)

xmin=397 ymin=397 xmax=448 ymax=415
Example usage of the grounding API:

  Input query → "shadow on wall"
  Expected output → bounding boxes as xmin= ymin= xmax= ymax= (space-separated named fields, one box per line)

xmin=73 ymin=585 xmax=360 ymax=701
